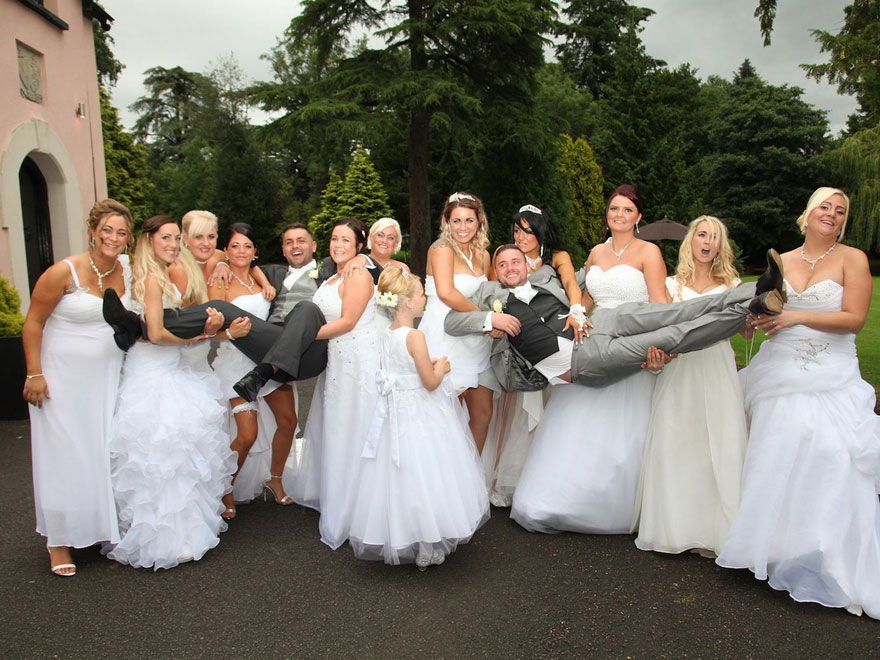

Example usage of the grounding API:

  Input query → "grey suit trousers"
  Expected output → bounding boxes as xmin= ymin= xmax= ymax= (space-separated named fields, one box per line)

xmin=571 ymin=283 xmax=755 ymax=385
xmin=160 ymin=300 xmax=328 ymax=381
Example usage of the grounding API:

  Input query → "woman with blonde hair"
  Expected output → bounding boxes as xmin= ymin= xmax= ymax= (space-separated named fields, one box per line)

xmin=633 ymin=215 xmax=748 ymax=557
xmin=717 ymin=188 xmax=880 ymax=619
xmin=421 ymin=192 xmax=496 ymax=453
xmin=367 ymin=217 xmax=410 ymax=272
xmin=105 ymin=216 xmax=239 ymax=570
xmin=23 ymin=199 xmax=134 ymax=576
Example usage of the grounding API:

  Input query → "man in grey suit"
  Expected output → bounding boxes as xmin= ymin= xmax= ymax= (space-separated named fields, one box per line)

xmin=444 ymin=245 xmax=783 ymax=390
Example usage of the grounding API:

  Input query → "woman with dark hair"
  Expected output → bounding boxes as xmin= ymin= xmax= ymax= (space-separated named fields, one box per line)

xmin=512 ymin=184 xmax=668 ymax=535
xmin=288 ymin=218 xmax=380 ymax=550
xmin=718 ymin=188 xmax=880 ymax=619
xmin=23 ymin=199 xmax=134 ymax=576
xmin=421 ymin=192 xmax=495 ymax=453
xmin=209 ymin=223 xmax=297 ymax=519
xmin=105 ymin=216 xmax=238 ymax=570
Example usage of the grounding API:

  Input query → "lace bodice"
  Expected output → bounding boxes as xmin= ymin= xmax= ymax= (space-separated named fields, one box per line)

xmin=586 ymin=265 xmax=649 ymax=309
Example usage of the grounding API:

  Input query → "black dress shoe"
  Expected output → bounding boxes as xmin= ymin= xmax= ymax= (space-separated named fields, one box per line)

xmin=102 ymin=288 xmax=142 ymax=351
xmin=233 ymin=369 xmax=268 ymax=403
xmin=755 ymin=249 xmax=787 ymax=302
xmin=748 ymin=289 xmax=784 ymax=316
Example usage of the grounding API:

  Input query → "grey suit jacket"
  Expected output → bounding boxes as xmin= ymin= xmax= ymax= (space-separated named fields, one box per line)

xmin=444 ymin=265 xmax=572 ymax=390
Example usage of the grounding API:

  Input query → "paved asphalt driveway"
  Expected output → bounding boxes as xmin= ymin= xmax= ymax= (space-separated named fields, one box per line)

xmin=2 ymin=378 xmax=878 ymax=658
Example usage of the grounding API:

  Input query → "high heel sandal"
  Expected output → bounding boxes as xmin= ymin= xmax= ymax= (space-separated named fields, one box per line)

xmin=47 ymin=545 xmax=76 ymax=577
xmin=263 ymin=475 xmax=293 ymax=505
xmin=221 ymin=493 xmax=236 ymax=520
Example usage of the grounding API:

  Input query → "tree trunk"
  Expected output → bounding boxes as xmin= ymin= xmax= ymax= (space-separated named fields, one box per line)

xmin=407 ymin=0 xmax=430 ymax=277
xmin=408 ymin=108 xmax=430 ymax=276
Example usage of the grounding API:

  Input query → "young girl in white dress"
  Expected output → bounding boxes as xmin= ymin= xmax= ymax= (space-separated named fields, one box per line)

xmin=633 ymin=216 xmax=747 ymax=556
xmin=347 ymin=267 xmax=490 ymax=568
xmin=106 ymin=216 xmax=237 ymax=570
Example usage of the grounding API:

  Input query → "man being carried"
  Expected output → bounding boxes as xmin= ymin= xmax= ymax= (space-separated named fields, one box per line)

xmin=444 ymin=244 xmax=784 ymax=390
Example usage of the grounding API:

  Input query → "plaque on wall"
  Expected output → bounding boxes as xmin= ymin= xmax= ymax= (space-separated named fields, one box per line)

xmin=18 ymin=43 xmax=44 ymax=104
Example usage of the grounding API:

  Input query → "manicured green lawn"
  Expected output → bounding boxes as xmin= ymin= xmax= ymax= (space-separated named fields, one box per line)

xmin=730 ymin=276 xmax=880 ymax=391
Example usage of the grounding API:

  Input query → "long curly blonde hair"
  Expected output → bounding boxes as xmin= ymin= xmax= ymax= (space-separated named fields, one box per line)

xmin=132 ymin=216 xmax=182 ymax=310
xmin=674 ymin=215 xmax=739 ymax=293
xmin=437 ymin=191 xmax=489 ymax=252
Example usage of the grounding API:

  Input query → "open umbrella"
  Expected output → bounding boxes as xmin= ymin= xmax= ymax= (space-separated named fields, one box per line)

xmin=638 ymin=217 xmax=689 ymax=241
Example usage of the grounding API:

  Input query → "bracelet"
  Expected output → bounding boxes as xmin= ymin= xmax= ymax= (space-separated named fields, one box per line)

xmin=648 ymin=368 xmax=662 ymax=375
xmin=225 ymin=328 xmax=235 ymax=341
xmin=206 ymin=333 xmax=217 ymax=338
xmin=26 ymin=373 xmax=44 ymax=380
xmin=214 ymin=261 xmax=230 ymax=269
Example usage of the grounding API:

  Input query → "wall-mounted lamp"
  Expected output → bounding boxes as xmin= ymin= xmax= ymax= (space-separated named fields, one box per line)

xmin=75 ymin=102 xmax=86 ymax=118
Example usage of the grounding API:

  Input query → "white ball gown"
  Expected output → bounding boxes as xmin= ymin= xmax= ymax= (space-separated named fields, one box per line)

xmin=511 ymin=264 xmax=655 ymax=534
xmin=717 ymin=278 xmax=880 ymax=618
xmin=633 ymin=277 xmax=747 ymax=555
xmin=212 ymin=292 xmax=296 ymax=503
xmin=421 ymin=273 xmax=492 ymax=392
xmin=106 ymin=287 xmax=236 ymax=570
xmin=287 ymin=277 xmax=379 ymax=549
xmin=29 ymin=257 xmax=129 ymax=548
xmin=347 ymin=326 xmax=490 ymax=564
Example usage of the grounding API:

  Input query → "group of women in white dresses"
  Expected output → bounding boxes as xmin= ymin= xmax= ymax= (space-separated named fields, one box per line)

xmin=23 ymin=186 xmax=880 ymax=619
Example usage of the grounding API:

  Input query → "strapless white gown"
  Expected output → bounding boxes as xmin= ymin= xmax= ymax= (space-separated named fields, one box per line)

xmin=421 ymin=274 xmax=492 ymax=392
xmin=717 ymin=279 xmax=880 ymax=619
xmin=511 ymin=264 xmax=655 ymax=534
xmin=286 ymin=277 xmax=380 ymax=549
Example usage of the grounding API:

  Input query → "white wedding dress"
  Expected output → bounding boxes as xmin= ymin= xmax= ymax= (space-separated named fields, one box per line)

xmin=347 ymin=326 xmax=490 ymax=564
xmin=421 ymin=273 xmax=492 ymax=392
xmin=633 ymin=278 xmax=747 ymax=555
xmin=29 ymin=257 xmax=129 ymax=548
xmin=106 ymin=286 xmax=236 ymax=570
xmin=717 ymin=279 xmax=880 ymax=618
xmin=511 ymin=264 xmax=655 ymax=534
xmin=286 ymin=277 xmax=379 ymax=549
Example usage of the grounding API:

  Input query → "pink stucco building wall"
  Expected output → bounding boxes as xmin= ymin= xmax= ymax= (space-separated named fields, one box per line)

xmin=0 ymin=0 xmax=108 ymax=311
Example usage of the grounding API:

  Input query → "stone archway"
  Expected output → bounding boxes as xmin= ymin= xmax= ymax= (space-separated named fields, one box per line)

xmin=0 ymin=119 xmax=83 ymax=311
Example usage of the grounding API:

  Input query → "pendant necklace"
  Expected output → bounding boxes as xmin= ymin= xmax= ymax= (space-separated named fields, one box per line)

xmin=799 ymin=243 xmax=835 ymax=271
xmin=231 ymin=270 xmax=256 ymax=293
xmin=607 ymin=237 xmax=635 ymax=261
xmin=88 ymin=253 xmax=117 ymax=291
xmin=453 ymin=244 xmax=476 ymax=275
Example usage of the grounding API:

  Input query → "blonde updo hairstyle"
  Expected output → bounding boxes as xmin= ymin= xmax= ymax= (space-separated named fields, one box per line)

xmin=132 ymin=215 xmax=183 ymax=310
xmin=87 ymin=198 xmax=134 ymax=250
xmin=377 ymin=266 xmax=421 ymax=308
xmin=797 ymin=187 xmax=850 ymax=241
xmin=674 ymin=215 xmax=739 ymax=293
xmin=438 ymin=192 xmax=489 ymax=252
xmin=367 ymin=217 xmax=402 ymax=251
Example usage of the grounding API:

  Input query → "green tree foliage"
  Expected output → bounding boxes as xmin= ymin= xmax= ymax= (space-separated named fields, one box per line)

xmin=556 ymin=134 xmax=605 ymax=262
xmin=310 ymin=171 xmax=346 ymax=258
xmin=556 ymin=0 xmax=660 ymax=99
xmin=0 ymin=276 xmax=25 ymax=336
xmin=826 ymin=124 xmax=880 ymax=251
xmin=801 ymin=0 xmax=880 ymax=132
xmin=92 ymin=18 xmax=123 ymax=89
xmin=696 ymin=62 xmax=830 ymax=261
xmin=252 ymin=0 xmax=557 ymax=275
xmin=100 ymin=87 xmax=153 ymax=228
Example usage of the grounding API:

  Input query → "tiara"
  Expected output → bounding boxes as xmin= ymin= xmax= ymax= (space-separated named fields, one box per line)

xmin=448 ymin=192 xmax=475 ymax=203
xmin=518 ymin=204 xmax=541 ymax=215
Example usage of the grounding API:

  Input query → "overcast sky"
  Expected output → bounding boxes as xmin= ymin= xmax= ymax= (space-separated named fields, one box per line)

xmin=101 ymin=0 xmax=856 ymax=135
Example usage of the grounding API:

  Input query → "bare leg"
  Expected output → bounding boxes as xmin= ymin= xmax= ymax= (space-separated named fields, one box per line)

xmin=223 ymin=400 xmax=259 ymax=519
xmin=263 ymin=385 xmax=297 ymax=504
xmin=463 ymin=384 xmax=494 ymax=454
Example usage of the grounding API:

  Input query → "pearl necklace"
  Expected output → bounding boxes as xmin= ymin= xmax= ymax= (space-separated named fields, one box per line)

xmin=799 ymin=243 xmax=836 ymax=271
xmin=607 ymin=236 xmax=635 ymax=261
xmin=231 ymin=270 xmax=256 ymax=293
xmin=88 ymin=253 xmax=117 ymax=291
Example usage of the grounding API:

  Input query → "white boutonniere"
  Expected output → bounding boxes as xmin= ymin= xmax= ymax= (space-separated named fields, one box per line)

xmin=492 ymin=298 xmax=507 ymax=313
xmin=308 ymin=268 xmax=320 ymax=279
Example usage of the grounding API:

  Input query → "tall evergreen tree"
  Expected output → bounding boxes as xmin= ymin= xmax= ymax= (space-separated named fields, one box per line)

xmin=337 ymin=147 xmax=393 ymax=228
xmin=310 ymin=171 xmax=346 ymax=258
xmin=557 ymin=134 xmax=605 ymax=259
